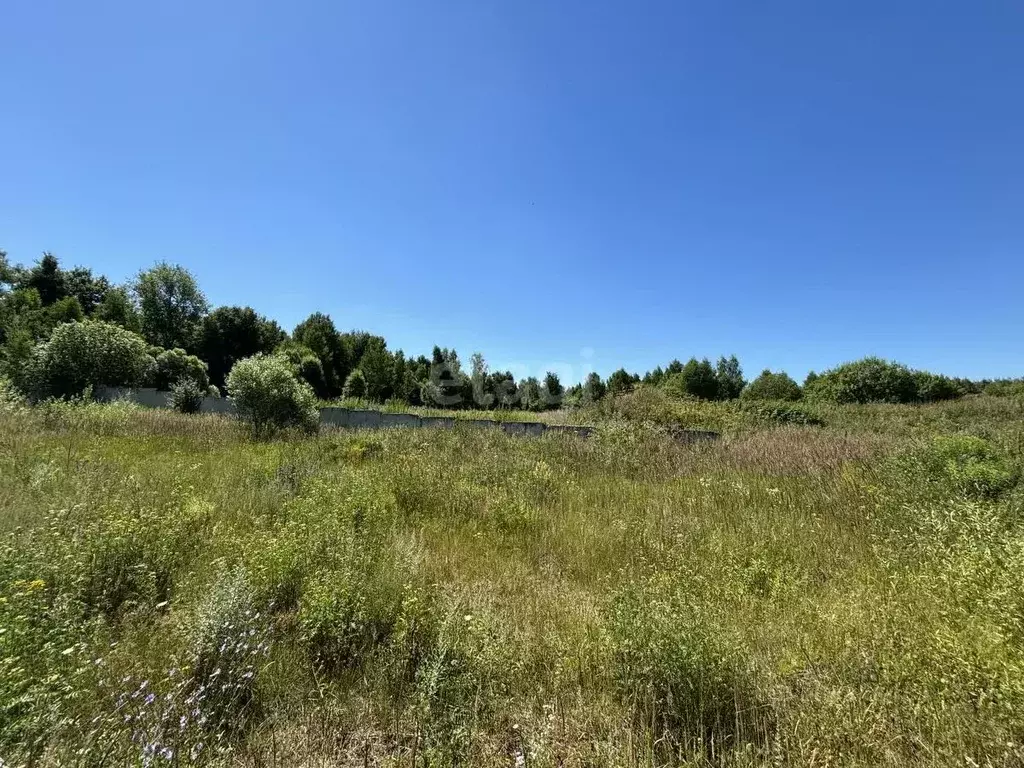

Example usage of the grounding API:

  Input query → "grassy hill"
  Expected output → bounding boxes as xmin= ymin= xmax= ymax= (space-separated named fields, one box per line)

xmin=1 ymin=394 xmax=1022 ymax=766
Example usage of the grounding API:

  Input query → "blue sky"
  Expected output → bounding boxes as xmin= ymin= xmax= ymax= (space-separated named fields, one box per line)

xmin=2 ymin=1 xmax=1022 ymax=382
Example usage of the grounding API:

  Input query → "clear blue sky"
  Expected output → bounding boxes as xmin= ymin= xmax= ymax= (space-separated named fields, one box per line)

xmin=2 ymin=1 xmax=1022 ymax=383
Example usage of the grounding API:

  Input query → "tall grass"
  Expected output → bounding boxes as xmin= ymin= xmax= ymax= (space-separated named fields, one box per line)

xmin=0 ymin=396 xmax=1022 ymax=766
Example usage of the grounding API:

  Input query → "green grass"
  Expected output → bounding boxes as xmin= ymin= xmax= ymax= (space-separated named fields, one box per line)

xmin=1 ymin=394 xmax=1023 ymax=766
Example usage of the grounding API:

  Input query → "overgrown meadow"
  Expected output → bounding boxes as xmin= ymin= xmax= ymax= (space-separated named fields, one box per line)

xmin=2 ymin=393 xmax=1024 ymax=767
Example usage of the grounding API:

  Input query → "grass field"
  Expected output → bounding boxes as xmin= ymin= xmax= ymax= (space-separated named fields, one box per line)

xmin=2 ymin=394 xmax=1023 ymax=766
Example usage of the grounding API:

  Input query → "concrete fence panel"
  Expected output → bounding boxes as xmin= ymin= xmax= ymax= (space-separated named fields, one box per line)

xmin=420 ymin=416 xmax=456 ymax=429
xmin=92 ymin=388 xmax=611 ymax=440
xmin=200 ymin=397 xmax=236 ymax=415
xmin=381 ymin=412 xmax=422 ymax=429
xmin=320 ymin=408 xmax=352 ymax=427
xmin=347 ymin=410 xmax=383 ymax=429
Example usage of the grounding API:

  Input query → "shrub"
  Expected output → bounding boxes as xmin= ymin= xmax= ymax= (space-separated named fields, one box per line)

xmin=169 ymin=378 xmax=205 ymax=414
xmin=152 ymin=347 xmax=209 ymax=391
xmin=742 ymin=370 xmax=802 ymax=401
xmin=913 ymin=372 xmax=962 ymax=402
xmin=343 ymin=369 xmax=367 ymax=399
xmin=804 ymin=357 xmax=918 ymax=404
xmin=740 ymin=401 xmax=823 ymax=426
xmin=662 ymin=358 xmax=719 ymax=400
xmin=27 ymin=319 xmax=152 ymax=399
xmin=226 ymin=354 xmax=319 ymax=437
xmin=983 ymin=379 xmax=1024 ymax=398
xmin=920 ymin=435 xmax=1017 ymax=499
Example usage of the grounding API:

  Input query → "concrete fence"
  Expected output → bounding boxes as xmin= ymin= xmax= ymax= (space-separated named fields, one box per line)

xmin=94 ymin=387 xmax=601 ymax=438
xmin=94 ymin=387 xmax=721 ymax=443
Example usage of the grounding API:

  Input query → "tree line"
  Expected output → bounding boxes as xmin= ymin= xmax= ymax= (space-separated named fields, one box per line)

xmin=1 ymin=250 xmax=1021 ymax=408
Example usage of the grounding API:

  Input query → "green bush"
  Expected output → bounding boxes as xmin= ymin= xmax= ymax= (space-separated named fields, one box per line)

xmin=805 ymin=357 xmax=918 ymax=404
xmin=226 ymin=354 xmax=319 ymax=438
xmin=662 ymin=358 xmax=719 ymax=401
xmin=983 ymin=379 xmax=1024 ymax=398
xmin=740 ymin=401 xmax=823 ymax=426
xmin=343 ymin=369 xmax=367 ymax=399
xmin=921 ymin=435 xmax=1017 ymax=499
xmin=27 ymin=319 xmax=152 ymax=399
xmin=742 ymin=369 xmax=802 ymax=401
xmin=169 ymin=378 xmax=205 ymax=414
xmin=152 ymin=347 xmax=209 ymax=391
xmin=913 ymin=372 xmax=963 ymax=402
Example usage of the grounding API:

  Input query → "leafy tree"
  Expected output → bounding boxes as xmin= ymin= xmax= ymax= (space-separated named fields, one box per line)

xmin=227 ymin=355 xmax=319 ymax=438
xmin=390 ymin=351 xmax=417 ymax=403
xmin=913 ymin=372 xmax=963 ymax=402
xmin=133 ymin=262 xmax=209 ymax=349
xmin=715 ymin=355 xmax=745 ymax=400
xmin=470 ymin=352 xmax=494 ymax=408
xmin=742 ymin=370 xmax=803 ymax=401
xmin=64 ymin=267 xmax=111 ymax=315
xmin=152 ymin=347 xmax=210 ymax=390
xmin=542 ymin=371 xmax=564 ymax=409
xmin=804 ymin=357 xmax=918 ymax=404
xmin=664 ymin=358 xmax=718 ymax=400
xmin=199 ymin=306 xmax=284 ymax=389
xmin=423 ymin=347 xmax=465 ymax=407
xmin=643 ymin=366 xmax=665 ymax=386
xmin=359 ymin=338 xmax=394 ymax=401
xmin=23 ymin=252 xmax=66 ymax=306
xmin=342 ymin=369 xmax=367 ymax=399
xmin=275 ymin=341 xmax=329 ymax=399
xmin=293 ymin=313 xmax=347 ymax=397
xmin=582 ymin=371 xmax=606 ymax=403
xmin=0 ymin=327 xmax=37 ymax=393
xmin=0 ymin=250 xmax=17 ymax=292
xmin=94 ymin=286 xmax=142 ymax=333
xmin=517 ymin=376 xmax=543 ymax=411
xmin=665 ymin=359 xmax=684 ymax=376
xmin=27 ymin=320 xmax=152 ymax=399
xmin=607 ymin=368 xmax=636 ymax=396
xmin=488 ymin=370 xmax=517 ymax=408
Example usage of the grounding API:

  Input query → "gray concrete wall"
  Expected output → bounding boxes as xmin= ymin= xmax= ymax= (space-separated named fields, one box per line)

xmin=420 ymin=416 xmax=456 ymax=429
xmin=93 ymin=387 xmax=727 ymax=443
xmin=381 ymin=413 xmax=422 ymax=429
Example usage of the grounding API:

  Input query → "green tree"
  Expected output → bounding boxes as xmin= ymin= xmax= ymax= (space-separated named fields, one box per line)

xmin=470 ymin=352 xmax=494 ymax=408
xmin=293 ymin=313 xmax=347 ymax=398
xmin=227 ymin=354 xmax=319 ymax=438
xmin=542 ymin=371 xmax=564 ymax=409
xmin=94 ymin=286 xmax=142 ymax=333
xmin=152 ymin=347 xmax=210 ymax=390
xmin=133 ymin=262 xmax=209 ymax=349
xmin=359 ymin=338 xmax=394 ymax=401
xmin=664 ymin=358 xmax=718 ymax=400
xmin=517 ymin=376 xmax=542 ymax=411
xmin=276 ymin=341 xmax=330 ymax=399
xmin=741 ymin=370 xmax=803 ymax=401
xmin=423 ymin=347 xmax=464 ymax=407
xmin=607 ymin=368 xmax=636 ymax=395
xmin=715 ymin=355 xmax=745 ymax=400
xmin=23 ymin=252 xmax=66 ymax=306
xmin=342 ymin=368 xmax=367 ymax=399
xmin=804 ymin=357 xmax=918 ymax=404
xmin=28 ymin=320 xmax=152 ymax=399
xmin=64 ymin=266 xmax=111 ymax=315
xmin=199 ymin=306 xmax=284 ymax=389
xmin=582 ymin=371 xmax=606 ymax=403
